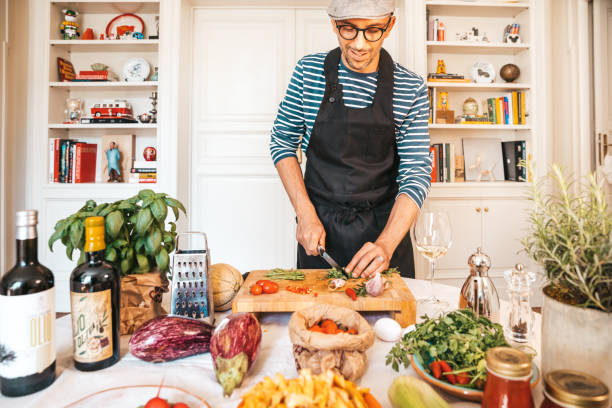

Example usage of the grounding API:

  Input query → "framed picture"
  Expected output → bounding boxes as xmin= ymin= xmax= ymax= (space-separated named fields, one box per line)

xmin=462 ymin=138 xmax=504 ymax=181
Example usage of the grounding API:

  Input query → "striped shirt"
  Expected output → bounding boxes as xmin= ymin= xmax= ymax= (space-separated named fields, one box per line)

xmin=269 ymin=51 xmax=431 ymax=208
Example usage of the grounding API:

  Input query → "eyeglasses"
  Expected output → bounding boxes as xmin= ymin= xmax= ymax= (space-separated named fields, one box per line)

xmin=335 ymin=17 xmax=392 ymax=42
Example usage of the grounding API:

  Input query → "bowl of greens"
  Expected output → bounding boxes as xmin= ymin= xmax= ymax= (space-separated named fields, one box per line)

xmin=386 ymin=309 xmax=540 ymax=401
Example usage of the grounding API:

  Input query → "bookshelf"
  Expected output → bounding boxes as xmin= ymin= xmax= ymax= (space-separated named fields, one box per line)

xmin=412 ymin=0 xmax=546 ymax=291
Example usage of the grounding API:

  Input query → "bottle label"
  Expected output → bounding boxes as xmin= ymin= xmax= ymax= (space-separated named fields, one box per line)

xmin=70 ymin=289 xmax=113 ymax=363
xmin=0 ymin=288 xmax=56 ymax=379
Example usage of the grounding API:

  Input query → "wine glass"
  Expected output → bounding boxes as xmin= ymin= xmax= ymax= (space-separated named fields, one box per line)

xmin=411 ymin=211 xmax=453 ymax=315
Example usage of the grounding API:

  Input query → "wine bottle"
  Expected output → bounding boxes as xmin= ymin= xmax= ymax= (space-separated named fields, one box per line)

xmin=70 ymin=216 xmax=120 ymax=371
xmin=0 ymin=210 xmax=56 ymax=397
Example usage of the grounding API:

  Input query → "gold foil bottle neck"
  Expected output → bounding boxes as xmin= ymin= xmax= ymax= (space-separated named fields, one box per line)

xmin=85 ymin=216 xmax=106 ymax=252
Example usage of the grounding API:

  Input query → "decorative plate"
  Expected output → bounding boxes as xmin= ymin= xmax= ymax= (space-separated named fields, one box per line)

xmin=470 ymin=61 xmax=495 ymax=83
xmin=122 ymin=58 xmax=150 ymax=82
xmin=65 ymin=384 xmax=211 ymax=407
xmin=410 ymin=355 xmax=540 ymax=402
xmin=105 ymin=13 xmax=145 ymax=38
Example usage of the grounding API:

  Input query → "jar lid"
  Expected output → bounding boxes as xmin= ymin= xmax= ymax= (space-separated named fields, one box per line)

xmin=486 ymin=347 xmax=531 ymax=378
xmin=504 ymin=263 xmax=537 ymax=290
xmin=467 ymin=247 xmax=491 ymax=274
xmin=544 ymin=370 xmax=610 ymax=407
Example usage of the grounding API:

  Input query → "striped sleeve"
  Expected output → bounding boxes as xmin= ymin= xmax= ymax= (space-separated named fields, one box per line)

xmin=269 ymin=59 xmax=306 ymax=164
xmin=395 ymin=80 xmax=432 ymax=208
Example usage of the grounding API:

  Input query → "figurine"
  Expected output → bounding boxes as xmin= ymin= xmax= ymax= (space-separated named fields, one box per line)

xmin=138 ymin=113 xmax=152 ymax=123
xmin=469 ymin=155 xmax=497 ymax=182
xmin=64 ymin=98 xmax=83 ymax=124
xmin=99 ymin=33 xmax=105 ymax=40
xmin=81 ymin=28 xmax=94 ymax=40
xmin=60 ymin=9 xmax=80 ymax=40
xmin=437 ymin=91 xmax=449 ymax=111
xmin=132 ymin=32 xmax=144 ymax=40
xmin=106 ymin=142 xmax=122 ymax=182
xmin=150 ymin=67 xmax=158 ymax=81
xmin=149 ymin=91 xmax=158 ymax=123
xmin=436 ymin=59 xmax=446 ymax=74
xmin=143 ymin=146 xmax=157 ymax=161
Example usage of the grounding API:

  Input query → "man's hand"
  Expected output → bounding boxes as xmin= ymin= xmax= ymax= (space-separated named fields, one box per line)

xmin=297 ymin=212 xmax=326 ymax=256
xmin=346 ymin=241 xmax=391 ymax=279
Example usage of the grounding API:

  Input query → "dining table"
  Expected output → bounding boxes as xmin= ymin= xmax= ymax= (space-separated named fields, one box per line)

xmin=1 ymin=278 xmax=544 ymax=407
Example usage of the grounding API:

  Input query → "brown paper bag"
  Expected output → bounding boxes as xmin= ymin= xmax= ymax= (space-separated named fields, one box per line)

xmin=288 ymin=304 xmax=375 ymax=381
xmin=120 ymin=271 xmax=169 ymax=335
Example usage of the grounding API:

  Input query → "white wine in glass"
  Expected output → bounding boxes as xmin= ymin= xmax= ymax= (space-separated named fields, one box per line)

xmin=412 ymin=211 xmax=452 ymax=312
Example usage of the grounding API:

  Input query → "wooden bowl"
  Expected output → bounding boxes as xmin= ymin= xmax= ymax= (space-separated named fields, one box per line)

xmin=410 ymin=354 xmax=540 ymax=402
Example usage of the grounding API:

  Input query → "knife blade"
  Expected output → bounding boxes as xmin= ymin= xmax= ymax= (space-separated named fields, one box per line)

xmin=318 ymin=245 xmax=341 ymax=269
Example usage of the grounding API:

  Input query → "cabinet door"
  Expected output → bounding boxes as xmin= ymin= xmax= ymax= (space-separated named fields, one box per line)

xmin=481 ymin=199 xmax=533 ymax=275
xmin=419 ymin=199 xmax=483 ymax=280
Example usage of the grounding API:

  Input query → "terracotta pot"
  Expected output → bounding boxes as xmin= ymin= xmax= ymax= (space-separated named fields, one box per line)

xmin=541 ymin=287 xmax=612 ymax=388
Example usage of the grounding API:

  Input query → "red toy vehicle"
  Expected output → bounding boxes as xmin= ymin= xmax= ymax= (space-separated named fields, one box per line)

xmin=91 ymin=99 xmax=134 ymax=118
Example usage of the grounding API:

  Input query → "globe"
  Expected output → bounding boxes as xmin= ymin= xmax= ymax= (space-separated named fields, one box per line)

xmin=463 ymin=98 xmax=479 ymax=115
xmin=500 ymin=63 xmax=520 ymax=82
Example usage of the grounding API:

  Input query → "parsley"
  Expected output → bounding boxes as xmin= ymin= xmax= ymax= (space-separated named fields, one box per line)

xmin=325 ymin=267 xmax=349 ymax=280
xmin=354 ymin=283 xmax=367 ymax=297
xmin=385 ymin=309 xmax=508 ymax=389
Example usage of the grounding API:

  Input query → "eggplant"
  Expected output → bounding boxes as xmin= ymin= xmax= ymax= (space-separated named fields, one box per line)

xmin=210 ymin=313 xmax=262 ymax=396
xmin=128 ymin=315 xmax=214 ymax=363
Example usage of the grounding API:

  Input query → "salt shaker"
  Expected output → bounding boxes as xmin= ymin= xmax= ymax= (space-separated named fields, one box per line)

xmin=459 ymin=247 xmax=500 ymax=322
xmin=504 ymin=263 xmax=536 ymax=343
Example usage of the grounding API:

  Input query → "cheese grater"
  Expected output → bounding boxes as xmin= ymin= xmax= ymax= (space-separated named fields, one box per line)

xmin=169 ymin=232 xmax=214 ymax=325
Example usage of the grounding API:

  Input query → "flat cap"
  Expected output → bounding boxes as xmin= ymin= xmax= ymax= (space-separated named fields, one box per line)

xmin=327 ymin=0 xmax=395 ymax=20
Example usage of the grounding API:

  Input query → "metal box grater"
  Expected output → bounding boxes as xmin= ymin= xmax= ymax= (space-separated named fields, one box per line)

xmin=170 ymin=232 xmax=214 ymax=325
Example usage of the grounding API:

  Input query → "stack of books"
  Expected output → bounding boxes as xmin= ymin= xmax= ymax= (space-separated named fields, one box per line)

xmin=502 ymin=141 xmax=527 ymax=181
xmin=485 ymin=92 xmax=526 ymax=125
xmin=74 ymin=70 xmax=119 ymax=81
xmin=428 ymin=73 xmax=470 ymax=83
xmin=129 ymin=161 xmax=157 ymax=184
xmin=430 ymin=143 xmax=460 ymax=183
xmin=49 ymin=139 xmax=97 ymax=183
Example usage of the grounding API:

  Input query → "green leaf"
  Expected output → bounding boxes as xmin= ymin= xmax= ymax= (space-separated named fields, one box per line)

xmin=155 ymin=247 xmax=169 ymax=271
xmin=150 ymin=199 xmax=168 ymax=223
xmin=142 ymin=196 xmax=156 ymax=208
xmin=77 ymin=250 xmax=85 ymax=265
xmin=162 ymin=232 xmax=174 ymax=246
xmin=117 ymin=201 xmax=136 ymax=211
xmin=136 ymin=254 xmax=150 ymax=272
xmin=145 ymin=227 xmax=162 ymax=256
xmin=112 ymin=239 xmax=128 ymax=249
xmin=48 ymin=228 xmax=64 ymax=251
xmin=135 ymin=237 xmax=146 ymax=253
xmin=169 ymin=221 xmax=177 ymax=234
xmin=135 ymin=208 xmax=153 ymax=236
xmin=138 ymin=189 xmax=155 ymax=200
xmin=120 ymin=258 xmax=132 ymax=275
xmin=66 ymin=243 xmax=74 ymax=260
xmin=105 ymin=211 xmax=124 ymax=239
xmin=69 ymin=221 xmax=84 ymax=249
xmin=164 ymin=198 xmax=187 ymax=216
xmin=93 ymin=203 xmax=109 ymax=215
xmin=99 ymin=204 xmax=117 ymax=217
xmin=105 ymin=247 xmax=117 ymax=262
xmin=81 ymin=200 xmax=97 ymax=212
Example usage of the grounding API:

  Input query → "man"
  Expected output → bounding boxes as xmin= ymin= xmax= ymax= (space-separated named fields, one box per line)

xmin=270 ymin=0 xmax=431 ymax=278
xmin=106 ymin=142 xmax=121 ymax=182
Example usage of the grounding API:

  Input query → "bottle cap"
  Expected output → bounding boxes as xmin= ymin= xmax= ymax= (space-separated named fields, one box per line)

xmin=544 ymin=370 xmax=609 ymax=407
xmin=85 ymin=216 xmax=106 ymax=252
xmin=16 ymin=210 xmax=38 ymax=227
xmin=486 ymin=347 xmax=532 ymax=378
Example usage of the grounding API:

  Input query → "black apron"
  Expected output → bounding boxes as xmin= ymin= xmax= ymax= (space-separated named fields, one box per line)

xmin=297 ymin=47 xmax=415 ymax=278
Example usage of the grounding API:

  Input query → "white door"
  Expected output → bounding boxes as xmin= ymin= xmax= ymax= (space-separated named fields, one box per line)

xmin=190 ymin=7 xmax=402 ymax=272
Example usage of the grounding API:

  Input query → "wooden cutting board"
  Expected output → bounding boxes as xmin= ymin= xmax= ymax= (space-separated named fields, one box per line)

xmin=231 ymin=269 xmax=416 ymax=327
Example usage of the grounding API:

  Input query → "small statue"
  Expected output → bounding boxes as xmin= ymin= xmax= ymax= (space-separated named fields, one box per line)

xmin=437 ymin=91 xmax=449 ymax=111
xmin=436 ymin=59 xmax=446 ymax=74
xmin=106 ymin=142 xmax=122 ymax=182
xmin=149 ymin=91 xmax=158 ymax=124
xmin=64 ymin=98 xmax=83 ymax=124
xmin=60 ymin=10 xmax=80 ymax=40
xmin=469 ymin=155 xmax=497 ymax=182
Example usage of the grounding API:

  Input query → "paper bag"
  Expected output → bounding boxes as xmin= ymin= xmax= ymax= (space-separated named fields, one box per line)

xmin=120 ymin=272 xmax=168 ymax=335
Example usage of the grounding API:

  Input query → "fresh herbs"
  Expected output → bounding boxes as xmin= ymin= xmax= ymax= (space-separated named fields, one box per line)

xmin=386 ymin=309 xmax=508 ymax=389
xmin=325 ymin=266 xmax=400 ymax=280
xmin=353 ymin=283 xmax=367 ymax=297
xmin=266 ymin=268 xmax=305 ymax=281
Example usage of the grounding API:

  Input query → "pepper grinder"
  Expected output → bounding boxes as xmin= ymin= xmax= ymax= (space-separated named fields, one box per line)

xmin=504 ymin=263 xmax=536 ymax=343
xmin=459 ymin=247 xmax=500 ymax=322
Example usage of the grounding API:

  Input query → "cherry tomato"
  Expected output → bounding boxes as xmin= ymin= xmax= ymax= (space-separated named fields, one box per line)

xmin=262 ymin=281 xmax=279 ymax=294
xmin=250 ymin=284 xmax=263 ymax=295
xmin=172 ymin=403 xmax=191 ymax=408
xmin=256 ymin=279 xmax=273 ymax=287
xmin=144 ymin=397 xmax=170 ymax=408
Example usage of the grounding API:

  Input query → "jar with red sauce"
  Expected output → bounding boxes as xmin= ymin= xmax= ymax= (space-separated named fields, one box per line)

xmin=541 ymin=370 xmax=609 ymax=408
xmin=481 ymin=347 xmax=534 ymax=408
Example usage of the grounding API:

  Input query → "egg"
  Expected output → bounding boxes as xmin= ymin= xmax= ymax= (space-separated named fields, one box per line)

xmin=374 ymin=318 xmax=402 ymax=342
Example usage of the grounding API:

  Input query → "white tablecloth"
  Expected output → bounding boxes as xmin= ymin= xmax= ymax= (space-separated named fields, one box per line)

xmin=1 ymin=279 xmax=543 ymax=407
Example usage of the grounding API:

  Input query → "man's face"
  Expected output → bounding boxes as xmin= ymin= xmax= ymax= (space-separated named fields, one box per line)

xmin=110 ymin=142 xmax=116 ymax=149
xmin=331 ymin=16 xmax=395 ymax=73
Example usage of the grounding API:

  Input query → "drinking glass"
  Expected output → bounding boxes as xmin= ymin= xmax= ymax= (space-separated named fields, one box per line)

xmin=411 ymin=211 xmax=452 ymax=314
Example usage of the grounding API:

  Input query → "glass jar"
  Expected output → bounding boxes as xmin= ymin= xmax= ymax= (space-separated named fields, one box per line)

xmin=541 ymin=370 xmax=610 ymax=408
xmin=504 ymin=263 xmax=537 ymax=343
xmin=482 ymin=347 xmax=534 ymax=408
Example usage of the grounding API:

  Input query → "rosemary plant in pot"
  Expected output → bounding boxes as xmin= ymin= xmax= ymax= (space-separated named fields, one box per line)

xmin=49 ymin=189 xmax=186 ymax=334
xmin=522 ymin=165 xmax=611 ymax=385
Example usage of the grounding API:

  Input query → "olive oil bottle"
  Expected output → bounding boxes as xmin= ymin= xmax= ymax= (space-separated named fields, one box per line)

xmin=0 ymin=210 xmax=56 ymax=397
xmin=70 ymin=216 xmax=120 ymax=371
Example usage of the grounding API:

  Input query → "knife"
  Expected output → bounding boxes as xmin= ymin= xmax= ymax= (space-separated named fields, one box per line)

xmin=318 ymin=245 xmax=341 ymax=269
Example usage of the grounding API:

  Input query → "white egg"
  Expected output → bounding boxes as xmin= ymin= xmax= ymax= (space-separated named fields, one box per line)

xmin=374 ymin=318 xmax=402 ymax=342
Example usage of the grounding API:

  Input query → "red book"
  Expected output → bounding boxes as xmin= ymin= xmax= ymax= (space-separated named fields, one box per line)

xmin=430 ymin=146 xmax=437 ymax=183
xmin=75 ymin=143 xmax=97 ymax=183
xmin=53 ymin=139 xmax=62 ymax=182
xmin=138 ymin=179 xmax=157 ymax=184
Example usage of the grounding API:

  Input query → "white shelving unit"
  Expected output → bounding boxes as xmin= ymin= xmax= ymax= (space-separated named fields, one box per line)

xmin=413 ymin=0 xmax=543 ymax=290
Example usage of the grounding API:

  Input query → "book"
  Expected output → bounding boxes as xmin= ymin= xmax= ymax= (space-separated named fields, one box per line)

xmin=131 ymin=167 xmax=157 ymax=173
xmin=434 ymin=143 xmax=444 ymax=182
xmin=449 ymin=143 xmax=456 ymax=183
xmin=512 ymin=91 xmax=519 ymax=124
xmin=57 ymin=57 xmax=76 ymax=82
xmin=427 ymin=78 xmax=471 ymax=83
xmin=455 ymin=155 xmax=465 ymax=182
xmin=49 ymin=139 xmax=58 ymax=183
xmin=519 ymin=91 xmax=526 ymax=124
xmin=133 ymin=160 xmax=158 ymax=169
xmin=75 ymin=143 xmax=97 ymax=183
xmin=502 ymin=141 xmax=518 ymax=180
xmin=69 ymin=142 xmax=75 ymax=183
xmin=495 ymin=98 xmax=502 ymax=125
xmin=429 ymin=146 xmax=437 ymax=182
xmin=138 ymin=173 xmax=157 ymax=179
xmin=444 ymin=143 xmax=451 ymax=183
xmin=503 ymin=97 xmax=509 ymax=125
xmin=59 ymin=140 xmax=68 ymax=182
xmin=487 ymin=98 xmax=496 ymax=124
xmin=80 ymin=117 xmax=138 ymax=124
xmin=516 ymin=91 xmax=522 ymax=124
xmin=101 ymin=134 xmax=135 ymax=183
